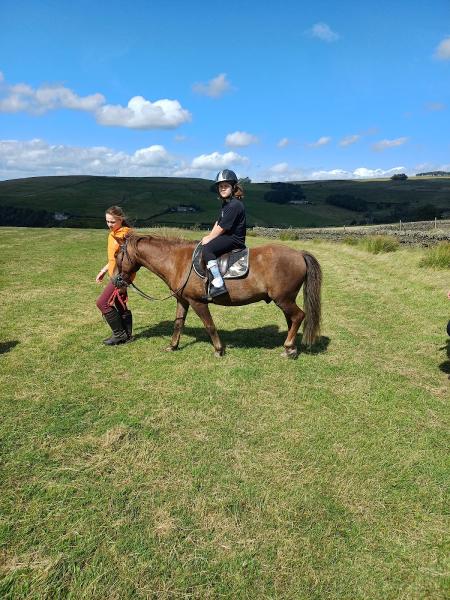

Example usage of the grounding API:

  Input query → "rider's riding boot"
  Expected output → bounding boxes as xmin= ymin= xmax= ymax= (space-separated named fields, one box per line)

xmin=203 ymin=260 xmax=228 ymax=301
xmin=102 ymin=309 xmax=129 ymax=345
xmin=121 ymin=309 xmax=133 ymax=339
xmin=208 ymin=280 xmax=228 ymax=299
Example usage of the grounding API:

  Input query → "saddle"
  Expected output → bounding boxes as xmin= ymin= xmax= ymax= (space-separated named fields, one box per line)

xmin=192 ymin=243 xmax=249 ymax=280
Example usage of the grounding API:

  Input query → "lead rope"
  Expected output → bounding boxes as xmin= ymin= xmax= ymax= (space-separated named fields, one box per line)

xmin=129 ymin=259 xmax=195 ymax=302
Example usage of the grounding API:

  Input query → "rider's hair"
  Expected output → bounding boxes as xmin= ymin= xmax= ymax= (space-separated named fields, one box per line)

xmin=105 ymin=205 xmax=131 ymax=227
xmin=233 ymin=183 xmax=244 ymax=199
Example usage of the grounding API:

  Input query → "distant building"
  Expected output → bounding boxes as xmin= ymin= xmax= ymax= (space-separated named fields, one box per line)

xmin=54 ymin=212 xmax=69 ymax=221
xmin=169 ymin=205 xmax=199 ymax=213
xmin=288 ymin=200 xmax=311 ymax=205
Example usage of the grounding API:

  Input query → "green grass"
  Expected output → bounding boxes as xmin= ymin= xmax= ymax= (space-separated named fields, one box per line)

xmin=341 ymin=236 xmax=360 ymax=246
xmin=0 ymin=227 xmax=449 ymax=599
xmin=278 ymin=229 xmax=299 ymax=241
xmin=420 ymin=241 xmax=450 ymax=269
xmin=360 ymin=235 xmax=400 ymax=254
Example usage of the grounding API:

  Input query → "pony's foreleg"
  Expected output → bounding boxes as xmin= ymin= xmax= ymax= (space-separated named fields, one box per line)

xmin=189 ymin=300 xmax=225 ymax=357
xmin=278 ymin=300 xmax=305 ymax=359
xmin=166 ymin=299 xmax=189 ymax=351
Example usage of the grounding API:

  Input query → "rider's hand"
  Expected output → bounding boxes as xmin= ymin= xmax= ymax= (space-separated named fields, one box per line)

xmin=201 ymin=235 xmax=211 ymax=245
xmin=448 ymin=290 xmax=450 ymax=300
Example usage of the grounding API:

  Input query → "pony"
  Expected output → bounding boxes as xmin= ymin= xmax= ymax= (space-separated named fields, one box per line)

xmin=115 ymin=234 xmax=322 ymax=358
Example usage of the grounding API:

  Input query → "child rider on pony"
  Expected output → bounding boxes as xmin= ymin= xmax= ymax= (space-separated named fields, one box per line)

xmin=201 ymin=169 xmax=246 ymax=300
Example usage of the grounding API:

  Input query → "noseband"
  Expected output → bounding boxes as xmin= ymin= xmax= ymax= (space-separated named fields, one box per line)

xmin=111 ymin=237 xmax=132 ymax=289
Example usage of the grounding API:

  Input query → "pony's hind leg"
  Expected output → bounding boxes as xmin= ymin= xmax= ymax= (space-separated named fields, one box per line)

xmin=166 ymin=299 xmax=189 ymax=351
xmin=277 ymin=299 xmax=305 ymax=358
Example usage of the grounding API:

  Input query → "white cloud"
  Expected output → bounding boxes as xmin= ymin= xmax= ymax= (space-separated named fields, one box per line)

xmin=414 ymin=161 xmax=450 ymax=173
xmin=311 ymin=168 xmax=351 ymax=179
xmin=96 ymin=96 xmax=191 ymax=129
xmin=308 ymin=136 xmax=332 ymax=148
xmin=0 ymin=138 xmax=179 ymax=180
xmin=277 ymin=137 xmax=290 ymax=148
xmin=310 ymin=22 xmax=340 ymax=42
xmin=132 ymin=145 xmax=172 ymax=165
xmin=191 ymin=151 xmax=248 ymax=170
xmin=269 ymin=162 xmax=290 ymax=174
xmin=0 ymin=73 xmax=190 ymax=129
xmin=372 ymin=137 xmax=408 ymax=151
xmin=192 ymin=73 xmax=233 ymax=98
xmin=0 ymin=138 xmax=426 ymax=183
xmin=339 ymin=134 xmax=360 ymax=147
xmin=225 ymin=131 xmax=259 ymax=147
xmin=425 ymin=101 xmax=446 ymax=112
xmin=352 ymin=167 xmax=407 ymax=178
xmin=434 ymin=37 xmax=450 ymax=60
xmin=0 ymin=82 xmax=105 ymax=114
xmin=257 ymin=164 xmax=413 ymax=182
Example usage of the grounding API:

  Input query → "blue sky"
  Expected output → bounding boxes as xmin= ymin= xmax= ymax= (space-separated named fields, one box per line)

xmin=1 ymin=0 xmax=449 ymax=181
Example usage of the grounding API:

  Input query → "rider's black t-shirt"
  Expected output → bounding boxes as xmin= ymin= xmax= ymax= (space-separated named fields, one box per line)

xmin=217 ymin=197 xmax=246 ymax=245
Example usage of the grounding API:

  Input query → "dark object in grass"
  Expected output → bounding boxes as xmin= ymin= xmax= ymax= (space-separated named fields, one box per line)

xmin=447 ymin=320 xmax=450 ymax=337
xmin=115 ymin=234 xmax=322 ymax=358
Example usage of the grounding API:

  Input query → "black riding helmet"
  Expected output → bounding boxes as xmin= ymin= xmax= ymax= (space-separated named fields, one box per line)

xmin=214 ymin=169 xmax=238 ymax=187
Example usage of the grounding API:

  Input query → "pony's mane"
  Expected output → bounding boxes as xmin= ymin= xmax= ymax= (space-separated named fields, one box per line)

xmin=126 ymin=233 xmax=197 ymax=255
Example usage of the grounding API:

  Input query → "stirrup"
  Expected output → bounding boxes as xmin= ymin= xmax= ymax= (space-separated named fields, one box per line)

xmin=203 ymin=283 xmax=228 ymax=301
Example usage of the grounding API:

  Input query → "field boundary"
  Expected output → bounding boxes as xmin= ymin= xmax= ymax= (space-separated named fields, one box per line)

xmin=253 ymin=219 xmax=450 ymax=245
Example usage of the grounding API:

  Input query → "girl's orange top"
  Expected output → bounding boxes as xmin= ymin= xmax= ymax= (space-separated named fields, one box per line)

xmin=107 ymin=226 xmax=135 ymax=281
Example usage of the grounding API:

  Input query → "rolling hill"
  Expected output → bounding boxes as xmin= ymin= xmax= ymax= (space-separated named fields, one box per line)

xmin=0 ymin=175 xmax=449 ymax=228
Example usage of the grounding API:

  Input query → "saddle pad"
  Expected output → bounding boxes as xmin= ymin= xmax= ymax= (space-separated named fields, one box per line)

xmin=192 ymin=243 xmax=249 ymax=280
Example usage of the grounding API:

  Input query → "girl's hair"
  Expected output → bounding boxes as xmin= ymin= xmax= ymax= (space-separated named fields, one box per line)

xmin=232 ymin=183 xmax=244 ymax=199
xmin=105 ymin=205 xmax=131 ymax=227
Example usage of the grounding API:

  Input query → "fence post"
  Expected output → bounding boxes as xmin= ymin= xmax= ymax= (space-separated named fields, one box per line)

xmin=399 ymin=220 xmax=402 ymax=231
xmin=435 ymin=217 xmax=437 ymax=229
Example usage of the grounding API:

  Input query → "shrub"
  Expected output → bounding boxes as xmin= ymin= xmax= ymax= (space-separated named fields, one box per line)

xmin=265 ymin=182 xmax=305 ymax=204
xmin=326 ymin=194 xmax=368 ymax=212
xmin=342 ymin=236 xmax=360 ymax=246
xmin=414 ymin=203 xmax=443 ymax=221
xmin=419 ymin=242 xmax=450 ymax=269
xmin=279 ymin=229 xmax=298 ymax=241
xmin=361 ymin=235 xmax=400 ymax=254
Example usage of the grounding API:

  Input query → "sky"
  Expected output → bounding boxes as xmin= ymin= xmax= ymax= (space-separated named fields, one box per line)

xmin=1 ymin=0 xmax=449 ymax=182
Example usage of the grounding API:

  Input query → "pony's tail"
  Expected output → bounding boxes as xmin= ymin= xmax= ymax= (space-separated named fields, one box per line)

xmin=302 ymin=251 xmax=322 ymax=346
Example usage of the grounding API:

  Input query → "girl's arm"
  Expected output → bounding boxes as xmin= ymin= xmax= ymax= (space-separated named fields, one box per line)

xmin=96 ymin=263 xmax=109 ymax=283
xmin=201 ymin=222 xmax=224 ymax=245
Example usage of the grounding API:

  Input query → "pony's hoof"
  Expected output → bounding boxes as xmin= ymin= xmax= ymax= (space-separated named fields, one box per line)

xmin=165 ymin=345 xmax=178 ymax=352
xmin=281 ymin=347 xmax=298 ymax=359
xmin=214 ymin=348 xmax=225 ymax=358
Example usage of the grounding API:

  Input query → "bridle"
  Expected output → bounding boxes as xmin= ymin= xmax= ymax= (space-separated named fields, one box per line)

xmin=114 ymin=237 xmax=194 ymax=302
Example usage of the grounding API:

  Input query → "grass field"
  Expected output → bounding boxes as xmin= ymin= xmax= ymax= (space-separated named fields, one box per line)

xmin=1 ymin=227 xmax=449 ymax=599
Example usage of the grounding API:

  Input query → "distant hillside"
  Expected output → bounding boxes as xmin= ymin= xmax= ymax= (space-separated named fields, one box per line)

xmin=1 ymin=175 xmax=449 ymax=228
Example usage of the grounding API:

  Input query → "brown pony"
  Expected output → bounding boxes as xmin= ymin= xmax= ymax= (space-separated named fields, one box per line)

xmin=116 ymin=234 xmax=322 ymax=358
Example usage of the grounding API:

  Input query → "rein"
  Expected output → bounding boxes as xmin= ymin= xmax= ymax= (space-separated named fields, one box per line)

xmin=116 ymin=238 xmax=195 ymax=303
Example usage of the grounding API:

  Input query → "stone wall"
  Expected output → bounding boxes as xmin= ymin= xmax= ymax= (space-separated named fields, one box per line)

xmin=252 ymin=220 xmax=450 ymax=246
